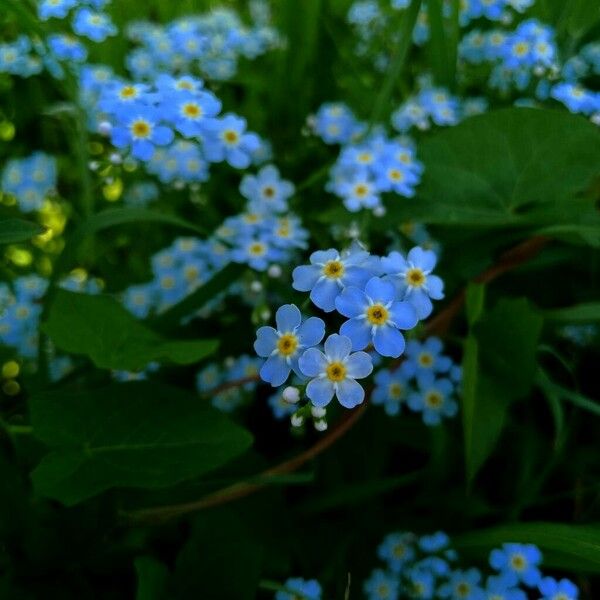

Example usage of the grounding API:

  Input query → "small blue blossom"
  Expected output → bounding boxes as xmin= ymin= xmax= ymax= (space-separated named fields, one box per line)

xmin=72 ymin=8 xmax=117 ymax=42
xmin=268 ymin=389 xmax=297 ymax=420
xmin=489 ymin=543 xmax=543 ymax=587
xmin=382 ymin=247 xmax=444 ymax=320
xmin=203 ymin=114 xmax=261 ymax=168
xmin=240 ymin=164 xmax=295 ymax=214
xmin=407 ymin=374 xmax=458 ymax=426
xmin=419 ymin=531 xmax=452 ymax=553
xmin=196 ymin=363 xmax=222 ymax=393
xmin=377 ymin=532 xmax=416 ymax=572
xmin=372 ymin=362 xmax=416 ymax=416
xmin=335 ymin=276 xmax=418 ymax=358
xmin=38 ymin=0 xmax=77 ymax=20
xmin=484 ymin=575 xmax=527 ymax=600
xmin=254 ymin=304 xmax=325 ymax=387
xmin=275 ymin=577 xmax=321 ymax=600
xmin=48 ymin=34 xmax=88 ymax=62
xmin=363 ymin=569 xmax=400 ymax=600
xmin=292 ymin=247 xmax=375 ymax=312
xmin=405 ymin=337 xmax=452 ymax=382
xmin=538 ymin=577 xmax=579 ymax=600
xmin=439 ymin=569 xmax=485 ymax=600
xmin=407 ymin=568 xmax=435 ymax=599
xmin=299 ymin=334 xmax=373 ymax=408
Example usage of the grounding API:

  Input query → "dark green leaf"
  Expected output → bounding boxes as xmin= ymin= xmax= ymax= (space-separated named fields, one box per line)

xmin=43 ymin=289 xmax=218 ymax=370
xmin=30 ymin=382 xmax=253 ymax=505
xmin=135 ymin=557 xmax=169 ymax=600
xmin=387 ymin=109 xmax=600 ymax=235
xmin=537 ymin=369 xmax=600 ymax=417
xmin=465 ymin=282 xmax=485 ymax=326
xmin=543 ymin=302 xmax=600 ymax=323
xmin=0 ymin=218 xmax=45 ymax=244
xmin=455 ymin=522 xmax=600 ymax=573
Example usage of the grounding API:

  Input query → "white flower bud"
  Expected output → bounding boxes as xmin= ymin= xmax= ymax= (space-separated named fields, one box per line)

xmin=98 ymin=120 xmax=112 ymax=136
xmin=88 ymin=161 xmax=100 ymax=171
xmin=259 ymin=308 xmax=271 ymax=322
xmin=267 ymin=264 xmax=282 ymax=278
xmin=373 ymin=205 xmax=386 ymax=218
xmin=109 ymin=153 xmax=122 ymax=165
xmin=311 ymin=405 xmax=326 ymax=418
xmin=291 ymin=413 xmax=304 ymax=427
xmin=314 ymin=419 xmax=328 ymax=432
xmin=282 ymin=386 xmax=300 ymax=403
xmin=250 ymin=280 xmax=263 ymax=293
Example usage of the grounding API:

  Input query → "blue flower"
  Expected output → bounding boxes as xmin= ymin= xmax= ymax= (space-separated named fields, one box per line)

xmin=377 ymin=532 xmax=416 ymax=572
xmin=372 ymin=362 xmax=416 ymax=416
xmin=363 ymin=569 xmax=400 ymax=600
xmin=110 ymin=106 xmax=174 ymax=161
xmin=255 ymin=304 xmax=325 ymax=387
xmin=407 ymin=569 xmax=435 ymax=599
xmin=382 ymin=247 xmax=444 ymax=320
xmin=292 ymin=247 xmax=375 ymax=312
xmin=299 ymin=334 xmax=373 ymax=408
xmin=275 ymin=578 xmax=321 ymax=600
xmin=538 ymin=577 xmax=579 ymax=600
xmin=240 ymin=164 xmax=295 ymax=214
xmin=485 ymin=575 xmax=527 ymax=600
xmin=38 ymin=0 xmax=77 ymax=20
xmin=195 ymin=363 xmax=222 ymax=393
xmin=407 ymin=374 xmax=458 ymax=426
xmin=230 ymin=234 xmax=284 ymax=271
xmin=439 ymin=569 xmax=485 ymax=600
xmin=268 ymin=389 xmax=298 ymax=420
xmin=405 ymin=337 xmax=452 ymax=382
xmin=72 ymin=8 xmax=117 ymax=43
xmin=48 ymin=34 xmax=87 ymax=62
xmin=336 ymin=277 xmax=417 ymax=358
xmin=419 ymin=531 xmax=452 ymax=553
xmin=489 ymin=543 xmax=542 ymax=587
xmin=203 ymin=114 xmax=261 ymax=168
xmin=164 ymin=90 xmax=222 ymax=138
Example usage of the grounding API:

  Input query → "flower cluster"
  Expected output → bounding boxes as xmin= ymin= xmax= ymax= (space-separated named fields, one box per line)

xmin=1 ymin=153 xmax=57 ymax=213
xmin=363 ymin=531 xmax=579 ymax=600
xmin=254 ymin=244 xmax=444 ymax=413
xmin=125 ymin=6 xmax=281 ymax=82
xmin=391 ymin=85 xmax=487 ymax=133
xmin=311 ymin=104 xmax=424 ymax=214
xmin=373 ymin=337 xmax=461 ymax=425
xmin=0 ymin=36 xmax=43 ymax=77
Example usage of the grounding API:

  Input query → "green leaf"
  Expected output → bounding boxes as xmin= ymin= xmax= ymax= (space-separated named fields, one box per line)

xmin=387 ymin=109 xmax=600 ymax=234
xmin=463 ymin=298 xmax=543 ymax=482
xmin=537 ymin=369 xmax=600 ymax=417
xmin=171 ymin=509 xmax=262 ymax=599
xmin=543 ymin=302 xmax=600 ymax=323
xmin=455 ymin=522 xmax=600 ymax=573
xmin=43 ymin=289 xmax=218 ymax=370
xmin=0 ymin=218 xmax=45 ymax=244
xmin=30 ymin=382 xmax=253 ymax=505
xmin=135 ymin=557 xmax=169 ymax=600
xmin=465 ymin=282 xmax=485 ymax=327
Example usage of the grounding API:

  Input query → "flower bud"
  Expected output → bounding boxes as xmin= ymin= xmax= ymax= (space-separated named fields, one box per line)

xmin=282 ymin=386 xmax=300 ymax=403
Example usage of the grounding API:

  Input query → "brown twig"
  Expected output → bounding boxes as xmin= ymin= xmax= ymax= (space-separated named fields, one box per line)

xmin=121 ymin=235 xmax=549 ymax=526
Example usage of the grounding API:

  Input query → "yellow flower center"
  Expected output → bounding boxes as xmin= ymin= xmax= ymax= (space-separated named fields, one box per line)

xmin=131 ymin=119 xmax=151 ymax=139
xmin=262 ymin=185 xmax=275 ymax=198
xmin=326 ymin=361 xmax=347 ymax=382
xmin=161 ymin=276 xmax=175 ymax=290
xmin=182 ymin=102 xmax=202 ymax=119
xmin=456 ymin=583 xmax=471 ymax=598
xmin=377 ymin=584 xmax=390 ymax=598
xmin=223 ymin=129 xmax=239 ymax=144
xmin=405 ymin=268 xmax=426 ymax=287
xmin=357 ymin=152 xmax=373 ymax=163
xmin=366 ymin=303 xmax=389 ymax=326
xmin=513 ymin=41 xmax=529 ymax=56
xmin=425 ymin=391 xmax=443 ymax=408
xmin=418 ymin=353 xmax=433 ymax=367
xmin=249 ymin=242 xmax=266 ymax=256
xmin=389 ymin=169 xmax=404 ymax=181
xmin=354 ymin=183 xmax=369 ymax=197
xmin=277 ymin=334 xmax=298 ymax=357
xmin=15 ymin=307 xmax=30 ymax=319
xmin=119 ymin=86 xmax=137 ymax=99
xmin=176 ymin=80 xmax=194 ymax=90
xmin=392 ymin=544 xmax=405 ymax=557
xmin=389 ymin=383 xmax=403 ymax=398
xmin=510 ymin=554 xmax=527 ymax=571
xmin=323 ymin=260 xmax=344 ymax=279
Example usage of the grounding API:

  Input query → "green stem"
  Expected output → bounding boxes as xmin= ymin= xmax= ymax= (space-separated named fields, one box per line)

xmin=369 ymin=0 xmax=423 ymax=126
xmin=6 ymin=425 xmax=33 ymax=435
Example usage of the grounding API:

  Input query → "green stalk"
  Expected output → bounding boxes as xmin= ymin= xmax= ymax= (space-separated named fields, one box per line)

xmin=369 ymin=0 xmax=423 ymax=127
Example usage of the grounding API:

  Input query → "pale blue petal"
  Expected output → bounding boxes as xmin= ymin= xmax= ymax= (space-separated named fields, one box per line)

xmin=389 ymin=301 xmax=418 ymax=329
xmin=298 ymin=348 xmax=327 ymax=377
xmin=254 ymin=326 xmax=278 ymax=357
xmin=426 ymin=275 xmax=445 ymax=299
xmin=343 ymin=265 xmax=371 ymax=288
xmin=336 ymin=378 xmax=365 ymax=408
xmin=409 ymin=291 xmax=433 ymax=320
xmin=424 ymin=336 xmax=443 ymax=354
xmin=306 ymin=377 xmax=335 ymax=407
xmin=381 ymin=251 xmax=406 ymax=275
xmin=324 ymin=333 xmax=352 ymax=361
xmin=310 ymin=278 xmax=340 ymax=312
xmin=335 ymin=286 xmax=367 ymax=318
xmin=365 ymin=277 xmax=395 ymax=303
xmin=275 ymin=303 xmax=301 ymax=332
xmin=373 ymin=326 xmax=405 ymax=358
xmin=292 ymin=264 xmax=321 ymax=291
xmin=296 ymin=317 xmax=325 ymax=347
xmin=345 ymin=351 xmax=373 ymax=378
xmin=310 ymin=249 xmax=338 ymax=264
xmin=340 ymin=318 xmax=371 ymax=351
xmin=407 ymin=246 xmax=437 ymax=271
xmin=259 ymin=354 xmax=291 ymax=387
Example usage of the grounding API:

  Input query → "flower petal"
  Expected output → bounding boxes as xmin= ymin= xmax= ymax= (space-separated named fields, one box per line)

xmin=373 ymin=326 xmax=405 ymax=358
xmin=340 ymin=318 xmax=371 ymax=351
xmin=254 ymin=326 xmax=278 ymax=357
xmin=324 ymin=333 xmax=352 ymax=361
xmin=296 ymin=317 xmax=325 ymax=347
xmin=335 ymin=286 xmax=367 ymax=318
xmin=306 ymin=377 xmax=335 ymax=407
xmin=275 ymin=303 xmax=301 ymax=333
xmin=336 ymin=378 xmax=365 ymax=408
xmin=298 ymin=347 xmax=327 ymax=377
xmin=259 ymin=354 xmax=291 ymax=387
xmin=345 ymin=351 xmax=373 ymax=379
